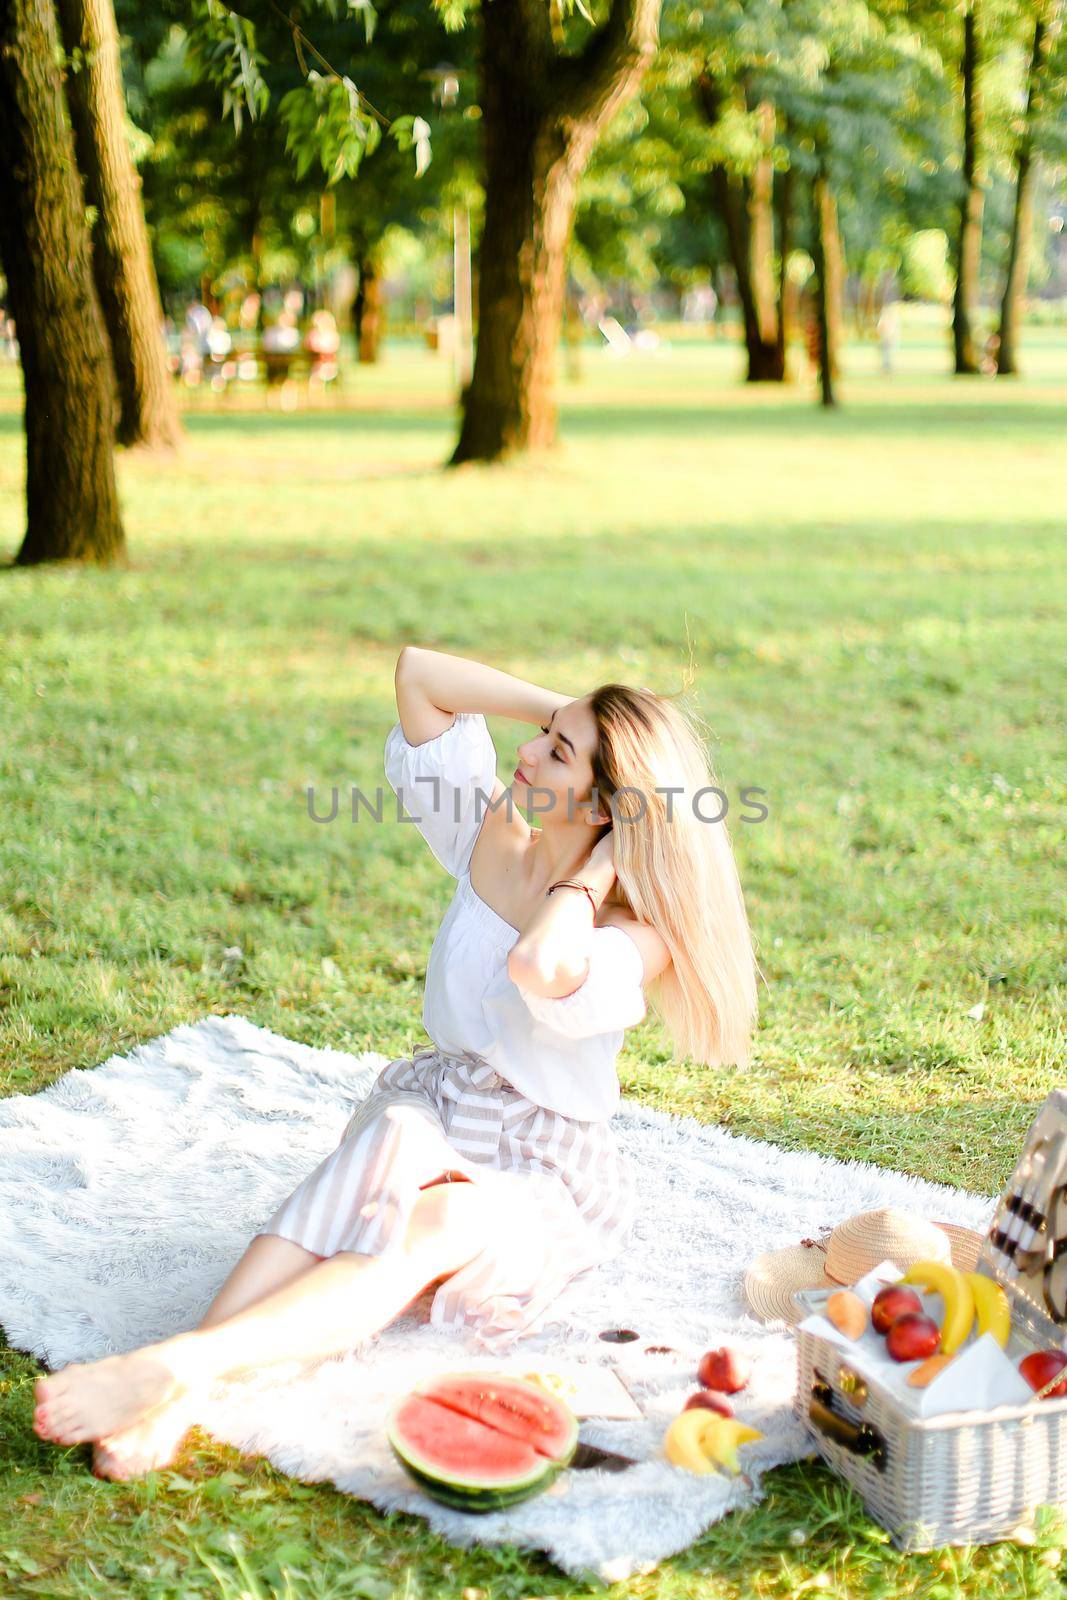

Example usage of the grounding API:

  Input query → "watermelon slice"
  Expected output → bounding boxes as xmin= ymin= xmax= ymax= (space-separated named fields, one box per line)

xmin=387 ymin=1370 xmax=579 ymax=1513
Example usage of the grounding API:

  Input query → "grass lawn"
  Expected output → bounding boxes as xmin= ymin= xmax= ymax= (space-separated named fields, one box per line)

xmin=1 ymin=315 xmax=1065 ymax=1597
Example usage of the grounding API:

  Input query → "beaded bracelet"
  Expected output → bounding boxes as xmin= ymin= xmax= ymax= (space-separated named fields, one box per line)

xmin=546 ymin=880 xmax=599 ymax=919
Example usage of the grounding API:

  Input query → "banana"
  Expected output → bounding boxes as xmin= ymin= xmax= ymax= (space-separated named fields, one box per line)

xmin=899 ymin=1259 xmax=975 ymax=1354
xmin=965 ymin=1271 xmax=1011 ymax=1348
xmin=664 ymin=1409 xmax=719 ymax=1474
xmin=664 ymin=1409 xmax=763 ymax=1475
xmin=699 ymin=1413 xmax=764 ymax=1475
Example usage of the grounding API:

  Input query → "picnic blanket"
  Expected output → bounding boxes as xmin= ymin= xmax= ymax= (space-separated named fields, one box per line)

xmin=0 ymin=1014 xmax=998 ymax=1582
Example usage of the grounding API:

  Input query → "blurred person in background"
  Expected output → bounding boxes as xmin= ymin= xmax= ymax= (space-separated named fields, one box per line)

xmin=877 ymin=301 xmax=901 ymax=376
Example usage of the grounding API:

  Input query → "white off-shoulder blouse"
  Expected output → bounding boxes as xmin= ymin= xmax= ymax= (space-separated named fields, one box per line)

xmin=383 ymin=712 xmax=647 ymax=1121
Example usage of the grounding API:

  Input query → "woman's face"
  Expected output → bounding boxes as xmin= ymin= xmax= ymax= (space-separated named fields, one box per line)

xmin=514 ymin=698 xmax=607 ymax=827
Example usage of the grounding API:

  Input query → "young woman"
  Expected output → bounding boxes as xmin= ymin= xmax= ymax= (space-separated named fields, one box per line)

xmin=33 ymin=647 xmax=759 ymax=1480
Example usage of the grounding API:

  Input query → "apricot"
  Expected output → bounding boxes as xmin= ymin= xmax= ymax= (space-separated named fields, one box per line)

xmin=906 ymin=1352 xmax=955 ymax=1387
xmin=825 ymin=1290 xmax=867 ymax=1341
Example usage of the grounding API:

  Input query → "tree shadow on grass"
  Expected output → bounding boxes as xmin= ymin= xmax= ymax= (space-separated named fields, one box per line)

xmin=160 ymin=396 xmax=1067 ymax=445
xmin=561 ymin=399 xmax=1062 ymax=441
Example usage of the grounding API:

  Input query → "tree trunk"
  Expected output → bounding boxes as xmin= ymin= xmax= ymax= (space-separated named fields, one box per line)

xmin=997 ymin=14 xmax=1050 ymax=376
xmin=451 ymin=0 xmax=659 ymax=463
xmin=54 ymin=0 xmax=182 ymax=450
xmin=774 ymin=156 xmax=794 ymax=380
xmin=0 ymin=0 xmax=125 ymax=566
xmin=952 ymin=3 xmax=984 ymax=375
xmin=748 ymin=99 xmax=780 ymax=368
xmin=354 ymin=253 xmax=384 ymax=362
xmin=820 ymin=177 xmax=844 ymax=382
xmin=708 ymin=166 xmax=782 ymax=378
xmin=696 ymin=74 xmax=783 ymax=382
xmin=451 ymin=110 xmax=576 ymax=459
xmin=811 ymin=160 xmax=837 ymax=408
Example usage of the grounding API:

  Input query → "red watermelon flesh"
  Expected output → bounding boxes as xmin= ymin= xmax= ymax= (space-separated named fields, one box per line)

xmin=390 ymin=1393 xmax=548 ymax=1490
xmin=412 ymin=1372 xmax=576 ymax=1462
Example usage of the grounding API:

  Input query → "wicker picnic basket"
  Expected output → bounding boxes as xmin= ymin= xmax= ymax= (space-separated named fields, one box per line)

xmin=792 ymin=1087 xmax=1067 ymax=1552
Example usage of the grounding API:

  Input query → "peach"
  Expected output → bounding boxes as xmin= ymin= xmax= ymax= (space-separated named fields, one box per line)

xmin=1019 ymin=1351 xmax=1067 ymax=1398
xmin=871 ymin=1284 xmax=924 ymax=1334
xmin=886 ymin=1312 xmax=941 ymax=1363
xmin=682 ymin=1389 xmax=734 ymax=1418
xmin=697 ymin=1346 xmax=750 ymax=1394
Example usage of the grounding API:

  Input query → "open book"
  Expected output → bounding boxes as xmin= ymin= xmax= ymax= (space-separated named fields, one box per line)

xmin=500 ymin=1358 xmax=643 ymax=1421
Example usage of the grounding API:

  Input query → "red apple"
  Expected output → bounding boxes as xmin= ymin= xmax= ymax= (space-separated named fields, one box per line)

xmin=871 ymin=1285 xmax=924 ymax=1335
xmin=697 ymin=1346 xmax=750 ymax=1394
xmin=1019 ymin=1350 xmax=1067 ymax=1399
xmin=886 ymin=1312 xmax=941 ymax=1363
xmin=683 ymin=1389 xmax=734 ymax=1418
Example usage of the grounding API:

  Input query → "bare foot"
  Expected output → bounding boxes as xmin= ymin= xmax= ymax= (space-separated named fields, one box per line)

xmin=34 ymin=1346 xmax=187 ymax=1446
xmin=92 ymin=1392 xmax=199 ymax=1481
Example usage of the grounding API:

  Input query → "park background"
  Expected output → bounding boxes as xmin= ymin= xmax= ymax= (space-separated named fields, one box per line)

xmin=1 ymin=0 xmax=1066 ymax=1594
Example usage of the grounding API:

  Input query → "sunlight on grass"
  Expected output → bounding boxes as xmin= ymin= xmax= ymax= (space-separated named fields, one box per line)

xmin=1 ymin=329 xmax=1065 ymax=1598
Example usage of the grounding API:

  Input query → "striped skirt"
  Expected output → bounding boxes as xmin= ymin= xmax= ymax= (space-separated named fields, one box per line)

xmin=255 ymin=1045 xmax=638 ymax=1352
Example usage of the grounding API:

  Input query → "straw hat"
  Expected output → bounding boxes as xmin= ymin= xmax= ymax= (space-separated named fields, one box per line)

xmin=743 ymin=1207 xmax=988 ymax=1328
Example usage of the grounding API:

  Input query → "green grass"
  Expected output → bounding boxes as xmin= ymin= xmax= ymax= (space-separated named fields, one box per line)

xmin=1 ymin=315 xmax=1065 ymax=1597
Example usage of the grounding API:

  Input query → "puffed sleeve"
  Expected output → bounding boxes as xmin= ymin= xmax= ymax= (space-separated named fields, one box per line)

xmin=511 ymin=924 xmax=648 ymax=1040
xmin=384 ymin=712 xmax=498 ymax=879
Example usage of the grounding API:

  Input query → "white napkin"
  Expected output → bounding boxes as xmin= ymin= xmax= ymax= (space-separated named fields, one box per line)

xmin=796 ymin=1258 xmax=1035 ymax=1417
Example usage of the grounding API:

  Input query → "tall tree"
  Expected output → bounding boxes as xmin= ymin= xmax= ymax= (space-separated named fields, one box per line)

xmin=136 ymin=0 xmax=472 ymax=353
xmin=657 ymin=0 xmax=799 ymax=384
xmin=695 ymin=73 xmax=785 ymax=381
xmin=810 ymin=146 xmax=839 ymax=406
xmin=353 ymin=248 xmax=386 ymax=360
xmin=952 ymin=0 xmax=985 ymax=373
xmin=450 ymin=0 xmax=662 ymax=461
xmin=55 ymin=0 xmax=182 ymax=449
xmin=997 ymin=2 xmax=1057 ymax=373
xmin=163 ymin=0 xmax=660 ymax=458
xmin=659 ymin=0 xmax=947 ymax=390
xmin=773 ymin=123 xmax=796 ymax=378
xmin=0 ymin=0 xmax=126 ymax=566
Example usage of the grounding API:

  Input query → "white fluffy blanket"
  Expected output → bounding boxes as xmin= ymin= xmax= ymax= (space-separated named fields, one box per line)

xmin=0 ymin=1015 xmax=997 ymax=1582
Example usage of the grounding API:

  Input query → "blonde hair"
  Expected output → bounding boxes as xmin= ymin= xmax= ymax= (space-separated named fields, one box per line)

xmin=586 ymin=683 xmax=762 ymax=1069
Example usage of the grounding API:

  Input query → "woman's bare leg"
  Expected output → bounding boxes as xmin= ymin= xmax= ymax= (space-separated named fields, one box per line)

xmin=88 ymin=1235 xmax=325 ymax=1478
xmin=197 ymin=1235 xmax=325 ymax=1329
xmin=36 ymin=1178 xmax=493 ymax=1455
xmin=86 ymin=1127 xmax=465 ymax=1475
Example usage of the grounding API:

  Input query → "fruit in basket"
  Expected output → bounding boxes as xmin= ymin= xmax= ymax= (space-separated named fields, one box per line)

xmin=825 ymin=1290 xmax=867 ymax=1340
xmin=683 ymin=1389 xmax=734 ymax=1418
xmin=386 ymin=1371 xmax=578 ymax=1511
xmin=663 ymin=1408 xmax=763 ymax=1475
xmin=965 ymin=1272 xmax=1011 ymax=1348
xmin=1019 ymin=1351 xmax=1067 ymax=1399
xmin=697 ymin=1347 xmax=750 ymax=1394
xmin=886 ymin=1312 xmax=941 ymax=1363
xmin=871 ymin=1285 xmax=923 ymax=1335
xmin=906 ymin=1352 xmax=956 ymax=1387
xmin=899 ymin=1260 xmax=975 ymax=1354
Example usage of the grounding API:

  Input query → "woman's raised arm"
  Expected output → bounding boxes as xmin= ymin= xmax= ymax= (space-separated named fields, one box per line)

xmin=394 ymin=646 xmax=569 ymax=748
